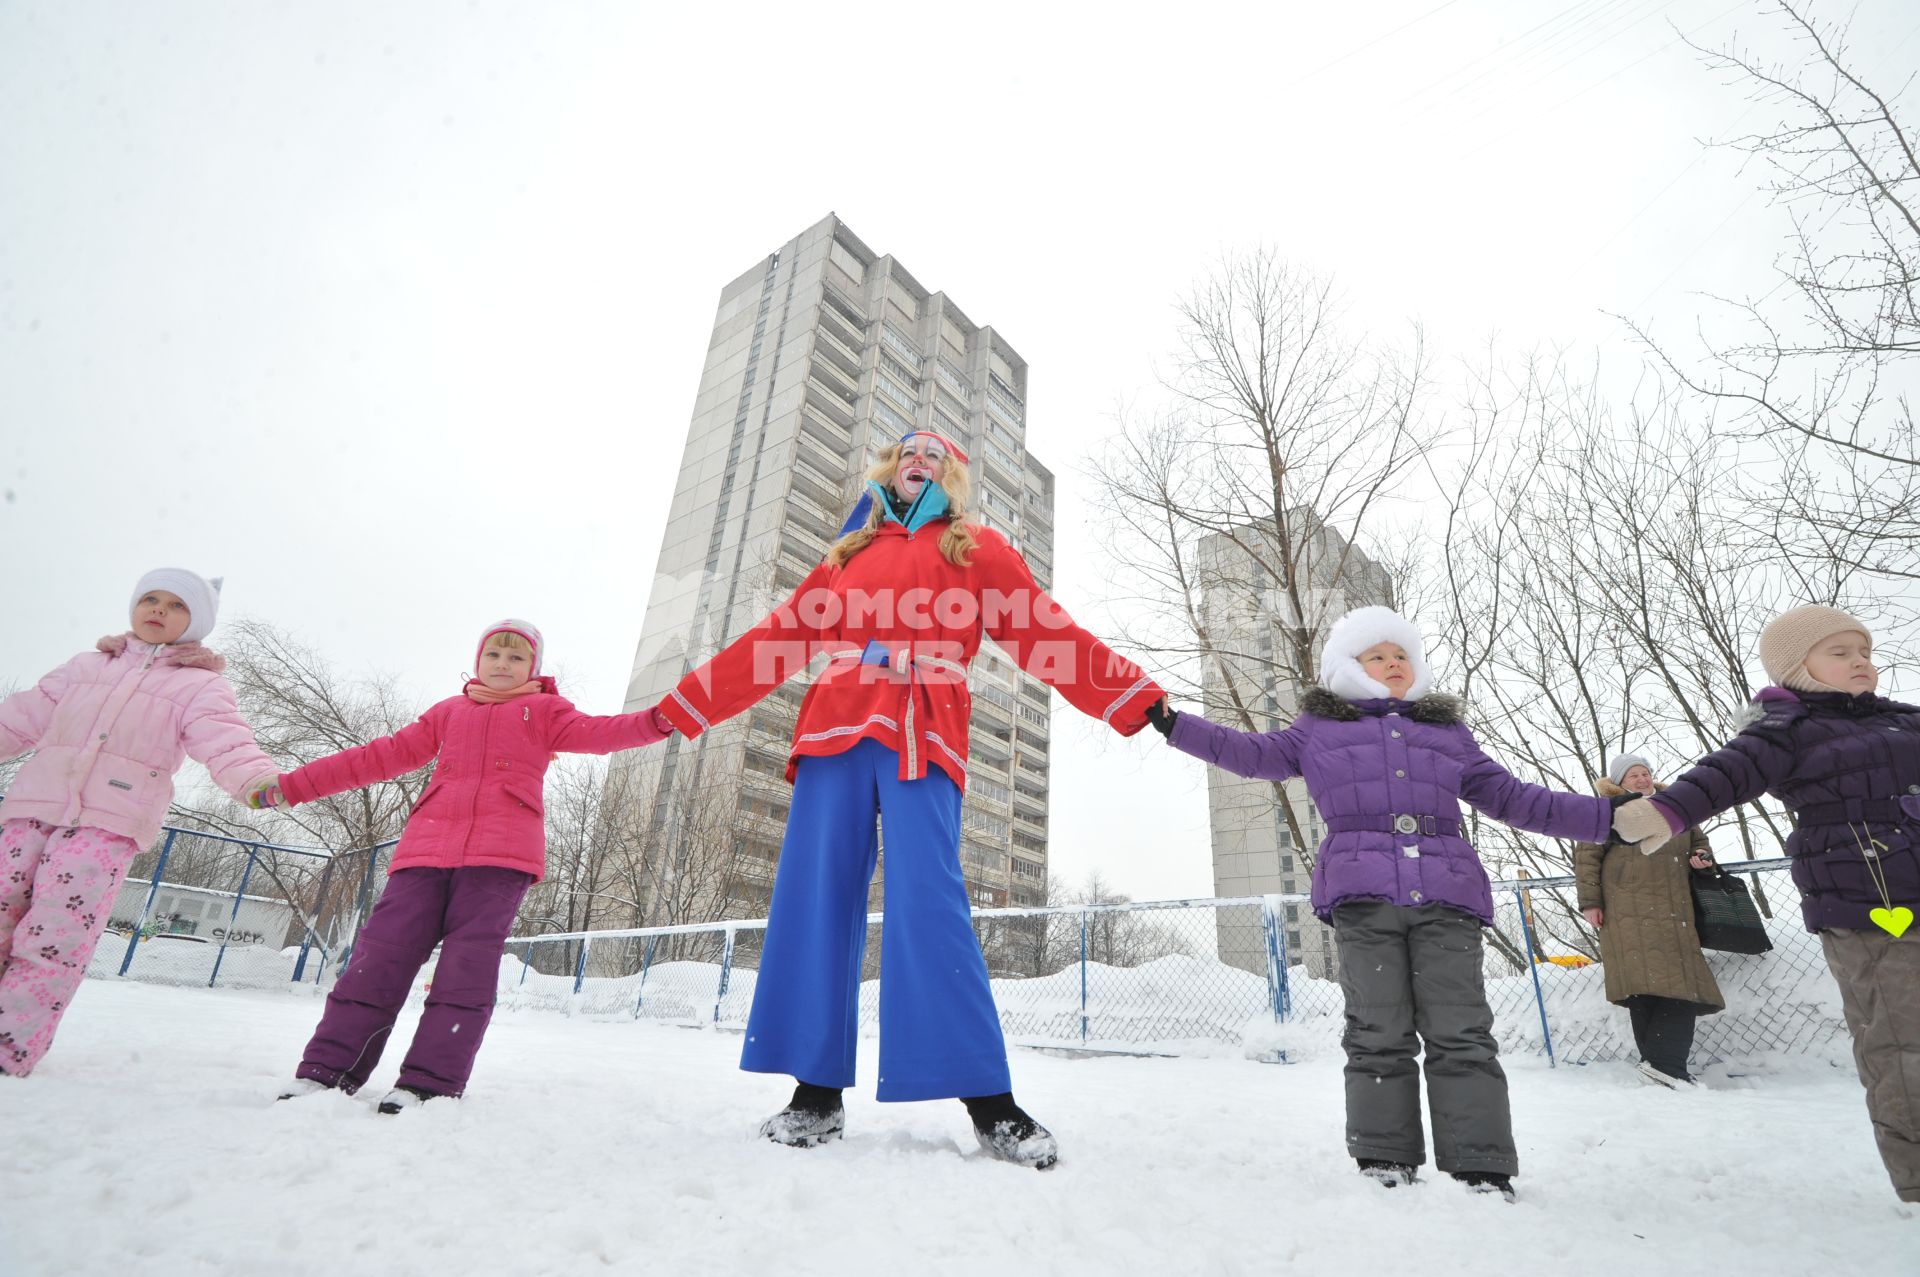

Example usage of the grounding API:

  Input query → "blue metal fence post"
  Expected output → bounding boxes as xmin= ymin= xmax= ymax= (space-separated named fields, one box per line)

xmin=571 ymin=939 xmax=592 ymax=997
xmin=117 ymin=829 xmax=179 ymax=976
xmin=714 ymin=926 xmax=736 ymax=1025
xmin=291 ymin=854 xmax=338 ymax=984
xmin=633 ymin=936 xmax=659 ymax=1019
xmin=518 ymin=942 xmax=534 ymax=987
xmin=1078 ymin=910 xmax=1089 ymax=1044
xmin=1514 ymin=886 xmax=1557 ymax=1067
xmin=1260 ymin=894 xmax=1293 ymax=1023
xmin=207 ymin=844 xmax=260 ymax=987
xmin=335 ymin=844 xmax=386 ymax=975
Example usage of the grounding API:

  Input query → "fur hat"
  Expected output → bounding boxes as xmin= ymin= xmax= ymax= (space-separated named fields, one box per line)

xmin=1607 ymin=753 xmax=1652 ymax=786
xmin=1759 ymin=604 xmax=1870 ymax=693
xmin=476 ymin=618 xmax=544 ymax=676
xmin=1320 ymin=606 xmax=1432 ymax=701
xmin=131 ymin=568 xmax=222 ymax=645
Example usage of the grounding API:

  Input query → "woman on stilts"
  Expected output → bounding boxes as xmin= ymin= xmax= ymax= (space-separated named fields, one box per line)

xmin=655 ymin=430 xmax=1162 ymax=1170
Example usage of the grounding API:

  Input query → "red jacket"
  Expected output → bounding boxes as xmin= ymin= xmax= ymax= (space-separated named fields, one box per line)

xmin=656 ymin=522 xmax=1162 ymax=788
xmin=280 ymin=679 xmax=668 ymax=881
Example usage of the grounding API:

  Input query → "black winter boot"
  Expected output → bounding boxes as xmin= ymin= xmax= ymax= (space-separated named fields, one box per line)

xmin=759 ymin=1082 xmax=845 ymax=1148
xmin=1357 ymin=1158 xmax=1419 ymax=1188
xmin=1451 ymin=1170 xmax=1516 ymax=1201
xmin=962 ymin=1093 xmax=1059 ymax=1170
xmin=377 ymin=1085 xmax=442 ymax=1115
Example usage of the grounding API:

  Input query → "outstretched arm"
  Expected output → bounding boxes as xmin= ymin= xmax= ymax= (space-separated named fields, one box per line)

xmin=551 ymin=703 xmax=673 ymax=755
xmin=180 ymin=677 xmax=281 ymax=801
xmin=279 ymin=707 xmax=445 ymax=805
xmin=0 ymin=657 xmax=78 ymax=762
xmin=975 ymin=535 xmax=1163 ymax=736
xmin=656 ymin=562 xmax=834 ymax=739
xmin=1163 ymin=708 xmax=1311 ymax=782
xmin=1457 ymin=736 xmax=1613 ymax=844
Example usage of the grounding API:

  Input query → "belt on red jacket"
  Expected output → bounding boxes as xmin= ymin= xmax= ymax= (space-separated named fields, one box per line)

xmin=1324 ymin=813 xmax=1462 ymax=837
xmin=820 ymin=640 xmax=969 ymax=783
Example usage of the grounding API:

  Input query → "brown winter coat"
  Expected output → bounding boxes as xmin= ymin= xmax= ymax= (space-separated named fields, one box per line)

xmin=1573 ymin=779 xmax=1725 ymax=1013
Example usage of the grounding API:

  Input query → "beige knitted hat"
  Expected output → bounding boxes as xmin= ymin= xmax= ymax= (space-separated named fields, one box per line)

xmin=1758 ymin=605 xmax=1870 ymax=690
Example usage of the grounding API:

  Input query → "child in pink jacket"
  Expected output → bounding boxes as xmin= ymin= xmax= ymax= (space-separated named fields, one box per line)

xmin=269 ymin=620 xmax=671 ymax=1112
xmin=0 ymin=568 xmax=279 ymax=1076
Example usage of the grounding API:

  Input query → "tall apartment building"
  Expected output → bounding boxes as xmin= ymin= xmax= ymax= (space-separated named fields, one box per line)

xmin=1197 ymin=519 xmax=1393 ymax=979
xmin=622 ymin=215 xmax=1057 ymax=923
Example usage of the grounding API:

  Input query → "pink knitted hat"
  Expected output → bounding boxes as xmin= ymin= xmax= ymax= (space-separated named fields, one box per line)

xmin=476 ymin=619 xmax=544 ymax=676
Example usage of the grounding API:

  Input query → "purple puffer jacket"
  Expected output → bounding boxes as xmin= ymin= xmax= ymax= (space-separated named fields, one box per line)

xmin=1167 ymin=688 xmax=1614 ymax=925
xmin=1649 ymin=686 xmax=1920 ymax=933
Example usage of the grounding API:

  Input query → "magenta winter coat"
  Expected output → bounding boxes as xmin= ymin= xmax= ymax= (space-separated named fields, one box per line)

xmin=279 ymin=678 xmax=668 ymax=882
xmin=1167 ymin=688 xmax=1614 ymax=924
xmin=0 ymin=635 xmax=278 ymax=848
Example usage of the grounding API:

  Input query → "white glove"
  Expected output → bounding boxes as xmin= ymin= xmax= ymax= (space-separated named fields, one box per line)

xmin=1612 ymin=797 xmax=1672 ymax=855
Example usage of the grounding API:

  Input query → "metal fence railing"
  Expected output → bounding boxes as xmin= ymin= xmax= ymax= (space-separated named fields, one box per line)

xmin=69 ymin=830 xmax=1839 ymax=1070
xmin=78 ymin=824 xmax=397 ymax=990
xmin=489 ymin=859 xmax=1846 ymax=1068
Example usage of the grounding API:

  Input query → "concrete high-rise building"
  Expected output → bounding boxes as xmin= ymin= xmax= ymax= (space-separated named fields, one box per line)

xmin=1196 ymin=519 xmax=1393 ymax=978
xmin=622 ymin=214 xmax=1057 ymax=923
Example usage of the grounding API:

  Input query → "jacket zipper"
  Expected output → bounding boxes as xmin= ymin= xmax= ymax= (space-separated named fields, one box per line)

xmin=472 ymin=704 xmax=495 ymax=838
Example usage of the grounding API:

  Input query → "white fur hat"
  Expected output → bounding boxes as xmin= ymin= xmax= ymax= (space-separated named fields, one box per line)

xmin=1320 ymin=605 xmax=1432 ymax=701
xmin=131 ymin=568 xmax=223 ymax=645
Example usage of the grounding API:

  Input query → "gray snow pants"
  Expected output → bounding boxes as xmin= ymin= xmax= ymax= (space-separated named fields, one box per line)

xmin=1821 ymin=928 xmax=1920 ymax=1202
xmin=1333 ymin=901 xmax=1516 ymax=1176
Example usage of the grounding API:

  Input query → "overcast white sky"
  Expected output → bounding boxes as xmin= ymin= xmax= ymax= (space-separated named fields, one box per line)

xmin=4 ymin=0 xmax=1915 ymax=901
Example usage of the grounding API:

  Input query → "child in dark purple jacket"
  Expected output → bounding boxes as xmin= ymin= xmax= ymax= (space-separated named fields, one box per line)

xmin=1643 ymin=604 xmax=1920 ymax=1203
xmin=1147 ymin=607 xmax=1659 ymax=1200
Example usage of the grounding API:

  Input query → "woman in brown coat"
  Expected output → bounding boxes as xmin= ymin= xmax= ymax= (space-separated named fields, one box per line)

xmin=1574 ymin=754 xmax=1725 ymax=1088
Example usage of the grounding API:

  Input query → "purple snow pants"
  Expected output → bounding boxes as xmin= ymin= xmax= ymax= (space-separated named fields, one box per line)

xmin=295 ymin=866 xmax=531 ymax=1097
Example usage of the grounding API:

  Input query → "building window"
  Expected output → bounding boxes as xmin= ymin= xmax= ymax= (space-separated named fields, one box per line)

xmin=874 ymin=402 xmax=915 ymax=435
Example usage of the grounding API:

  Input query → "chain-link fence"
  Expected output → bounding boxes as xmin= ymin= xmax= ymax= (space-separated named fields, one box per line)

xmin=490 ymin=859 xmax=1846 ymax=1068
xmin=81 ymin=825 xmax=397 ymax=990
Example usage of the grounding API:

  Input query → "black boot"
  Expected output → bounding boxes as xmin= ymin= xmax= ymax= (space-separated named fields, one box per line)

xmin=759 ymin=1082 xmax=845 ymax=1148
xmin=962 ymin=1093 xmax=1059 ymax=1171
xmin=1451 ymin=1170 xmax=1516 ymax=1202
xmin=377 ymin=1084 xmax=442 ymax=1115
xmin=1357 ymin=1158 xmax=1419 ymax=1188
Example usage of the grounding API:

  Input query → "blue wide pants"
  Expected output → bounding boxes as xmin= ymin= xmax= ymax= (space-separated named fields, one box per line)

xmin=740 ymin=738 xmax=1012 ymax=1101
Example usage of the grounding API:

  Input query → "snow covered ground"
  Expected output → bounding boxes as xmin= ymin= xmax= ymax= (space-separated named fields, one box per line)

xmin=1 ymin=979 xmax=1907 ymax=1276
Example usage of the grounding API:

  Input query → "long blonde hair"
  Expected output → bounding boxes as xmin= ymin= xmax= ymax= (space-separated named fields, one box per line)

xmin=827 ymin=442 xmax=979 ymax=568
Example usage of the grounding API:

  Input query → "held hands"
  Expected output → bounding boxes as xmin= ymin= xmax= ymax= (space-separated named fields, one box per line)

xmin=1145 ymin=698 xmax=1178 ymax=738
xmin=1610 ymin=795 xmax=1672 ymax=854
xmin=245 ymin=775 xmax=287 ymax=810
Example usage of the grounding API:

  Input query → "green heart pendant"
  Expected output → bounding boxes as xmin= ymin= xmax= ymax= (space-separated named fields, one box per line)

xmin=1870 ymin=906 xmax=1915 ymax=938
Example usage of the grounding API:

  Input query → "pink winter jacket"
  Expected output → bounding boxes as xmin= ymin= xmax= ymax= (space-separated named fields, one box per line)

xmin=279 ymin=677 xmax=670 ymax=882
xmin=0 ymin=635 xmax=278 ymax=848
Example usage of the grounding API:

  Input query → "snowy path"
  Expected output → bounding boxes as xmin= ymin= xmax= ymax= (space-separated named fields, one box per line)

xmin=0 ymin=980 xmax=1905 ymax=1276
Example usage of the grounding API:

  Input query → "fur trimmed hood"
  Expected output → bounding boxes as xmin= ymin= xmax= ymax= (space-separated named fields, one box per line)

xmin=1320 ymin=606 xmax=1433 ymax=701
xmin=1301 ymin=685 xmax=1466 ymax=725
xmin=97 ymin=632 xmax=227 ymax=673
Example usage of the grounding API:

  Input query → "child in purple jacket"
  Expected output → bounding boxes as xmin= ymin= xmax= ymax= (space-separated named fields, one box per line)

xmin=1146 ymin=607 xmax=1660 ymax=1200
xmin=1641 ymin=604 xmax=1920 ymax=1202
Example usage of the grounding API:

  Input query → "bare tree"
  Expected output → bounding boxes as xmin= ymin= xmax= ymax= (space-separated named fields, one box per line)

xmin=1092 ymin=252 xmax=1437 ymax=865
xmin=1626 ymin=0 xmax=1920 ymax=580
xmin=151 ymin=620 xmax=430 ymax=957
xmin=1407 ymin=353 xmax=1906 ymax=949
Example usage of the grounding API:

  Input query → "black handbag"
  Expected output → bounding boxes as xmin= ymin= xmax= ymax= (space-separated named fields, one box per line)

xmin=1691 ymin=867 xmax=1773 ymax=954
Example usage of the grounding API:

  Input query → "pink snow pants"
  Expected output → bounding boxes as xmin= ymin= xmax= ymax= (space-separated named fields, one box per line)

xmin=0 ymin=818 xmax=139 ymax=1075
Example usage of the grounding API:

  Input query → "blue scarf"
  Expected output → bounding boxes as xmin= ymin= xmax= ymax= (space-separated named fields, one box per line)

xmin=839 ymin=478 xmax=949 ymax=536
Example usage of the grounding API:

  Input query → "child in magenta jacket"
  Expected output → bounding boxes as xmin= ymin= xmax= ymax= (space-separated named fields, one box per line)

xmin=0 ymin=568 xmax=279 ymax=1076
xmin=270 ymin=620 xmax=670 ymax=1111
